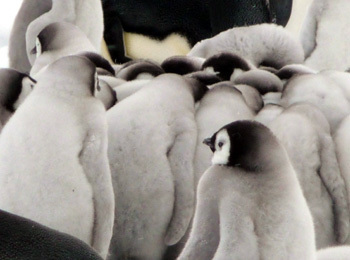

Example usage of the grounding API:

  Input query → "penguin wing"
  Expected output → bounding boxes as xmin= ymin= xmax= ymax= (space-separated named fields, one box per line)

xmin=79 ymin=117 xmax=114 ymax=258
xmin=164 ymin=117 xmax=196 ymax=246
xmin=177 ymin=167 xmax=220 ymax=260
xmin=300 ymin=0 xmax=324 ymax=59
xmin=319 ymin=134 xmax=350 ymax=243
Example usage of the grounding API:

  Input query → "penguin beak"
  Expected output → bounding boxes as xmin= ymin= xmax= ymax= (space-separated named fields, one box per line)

xmin=203 ymin=138 xmax=215 ymax=152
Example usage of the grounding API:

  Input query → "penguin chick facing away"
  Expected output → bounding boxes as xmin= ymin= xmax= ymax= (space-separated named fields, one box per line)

xmin=178 ymin=120 xmax=316 ymax=260
xmin=0 ymin=55 xmax=115 ymax=259
xmin=29 ymin=22 xmax=97 ymax=77
xmin=0 ymin=69 xmax=36 ymax=132
xmin=266 ymin=103 xmax=350 ymax=248
xmin=0 ymin=209 xmax=102 ymax=260
xmin=188 ymin=23 xmax=304 ymax=69
xmin=107 ymin=73 xmax=208 ymax=260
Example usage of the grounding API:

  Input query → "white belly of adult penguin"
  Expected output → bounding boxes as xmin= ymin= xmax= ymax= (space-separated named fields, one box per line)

xmin=24 ymin=0 xmax=104 ymax=66
xmin=178 ymin=120 xmax=316 ymax=260
xmin=0 ymin=56 xmax=114 ymax=259
xmin=107 ymin=74 xmax=207 ymax=259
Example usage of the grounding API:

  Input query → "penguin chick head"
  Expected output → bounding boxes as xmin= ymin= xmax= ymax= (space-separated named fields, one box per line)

xmin=203 ymin=120 xmax=284 ymax=172
xmin=0 ymin=69 xmax=36 ymax=112
xmin=35 ymin=55 xmax=97 ymax=97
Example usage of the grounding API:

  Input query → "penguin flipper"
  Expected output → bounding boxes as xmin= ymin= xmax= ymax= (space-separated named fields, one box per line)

xmin=177 ymin=169 xmax=220 ymax=260
xmin=79 ymin=121 xmax=115 ymax=258
xmin=164 ymin=118 xmax=196 ymax=246
xmin=319 ymin=134 xmax=350 ymax=243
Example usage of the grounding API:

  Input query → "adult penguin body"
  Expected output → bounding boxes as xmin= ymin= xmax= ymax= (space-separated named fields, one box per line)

xmin=194 ymin=82 xmax=255 ymax=183
xmin=0 ymin=56 xmax=114 ymax=259
xmin=0 ymin=209 xmax=102 ymax=260
xmin=301 ymin=0 xmax=350 ymax=71
xmin=102 ymin=0 xmax=293 ymax=63
xmin=267 ymin=103 xmax=350 ymax=248
xmin=107 ymin=74 xmax=207 ymax=259
xmin=178 ymin=120 xmax=316 ymax=260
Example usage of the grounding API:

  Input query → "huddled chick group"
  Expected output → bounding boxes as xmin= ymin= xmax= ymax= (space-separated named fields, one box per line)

xmin=1 ymin=0 xmax=350 ymax=260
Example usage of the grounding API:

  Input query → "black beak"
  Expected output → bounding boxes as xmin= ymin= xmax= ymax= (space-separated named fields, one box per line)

xmin=203 ymin=137 xmax=215 ymax=152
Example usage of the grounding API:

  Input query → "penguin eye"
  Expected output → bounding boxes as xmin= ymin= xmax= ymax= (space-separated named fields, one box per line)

xmin=218 ymin=141 xmax=224 ymax=148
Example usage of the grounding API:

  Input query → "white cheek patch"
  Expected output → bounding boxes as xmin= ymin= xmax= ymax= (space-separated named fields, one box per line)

xmin=35 ymin=37 xmax=42 ymax=58
xmin=212 ymin=129 xmax=231 ymax=165
xmin=13 ymin=77 xmax=34 ymax=110
xmin=204 ymin=66 xmax=218 ymax=75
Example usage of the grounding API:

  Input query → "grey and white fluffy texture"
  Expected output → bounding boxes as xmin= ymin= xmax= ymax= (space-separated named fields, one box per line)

xmin=194 ymin=82 xmax=255 ymax=184
xmin=29 ymin=22 xmax=96 ymax=76
xmin=316 ymin=246 xmax=350 ymax=260
xmin=107 ymin=74 xmax=206 ymax=259
xmin=9 ymin=0 xmax=103 ymax=73
xmin=179 ymin=120 xmax=316 ymax=260
xmin=0 ymin=56 xmax=115 ymax=259
xmin=264 ymin=103 xmax=350 ymax=248
xmin=301 ymin=0 xmax=350 ymax=71
xmin=281 ymin=72 xmax=350 ymax=133
xmin=188 ymin=23 xmax=304 ymax=69
xmin=334 ymin=115 xmax=350 ymax=245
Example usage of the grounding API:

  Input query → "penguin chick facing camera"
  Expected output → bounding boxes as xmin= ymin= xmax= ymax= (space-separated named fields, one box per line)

xmin=178 ymin=120 xmax=316 ymax=260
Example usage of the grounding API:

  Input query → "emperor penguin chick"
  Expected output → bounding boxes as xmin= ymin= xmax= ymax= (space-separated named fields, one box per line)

xmin=178 ymin=120 xmax=316 ymax=260
xmin=0 ymin=56 xmax=115 ymax=259
xmin=29 ymin=22 xmax=97 ymax=76
xmin=107 ymin=74 xmax=207 ymax=259
xmin=194 ymin=82 xmax=255 ymax=184
xmin=267 ymin=103 xmax=350 ymax=248
xmin=0 ymin=69 xmax=36 ymax=131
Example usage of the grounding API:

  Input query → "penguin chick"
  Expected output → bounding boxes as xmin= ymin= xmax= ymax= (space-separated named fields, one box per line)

xmin=95 ymin=79 xmax=117 ymax=110
xmin=281 ymin=73 xmax=350 ymax=133
xmin=115 ymin=59 xmax=164 ymax=81
xmin=194 ymin=82 xmax=255 ymax=183
xmin=301 ymin=0 xmax=350 ymax=71
xmin=8 ymin=0 xmax=52 ymax=73
xmin=275 ymin=64 xmax=317 ymax=82
xmin=188 ymin=23 xmax=304 ymax=69
xmin=254 ymin=103 xmax=284 ymax=126
xmin=201 ymin=52 xmax=254 ymax=81
xmin=161 ymin=56 xmax=205 ymax=75
xmin=234 ymin=84 xmax=263 ymax=113
xmin=29 ymin=22 xmax=97 ymax=76
xmin=0 ymin=209 xmax=102 ymax=260
xmin=24 ymin=0 xmax=104 ymax=66
xmin=0 ymin=68 xmax=36 ymax=131
xmin=267 ymin=103 xmax=350 ymax=248
xmin=107 ymin=74 xmax=207 ymax=259
xmin=0 ymin=55 xmax=115 ymax=259
xmin=317 ymin=246 xmax=350 ymax=260
xmin=234 ymin=69 xmax=284 ymax=94
xmin=178 ymin=120 xmax=316 ymax=260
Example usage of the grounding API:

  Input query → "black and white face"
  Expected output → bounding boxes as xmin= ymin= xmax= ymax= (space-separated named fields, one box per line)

xmin=211 ymin=129 xmax=231 ymax=165
xmin=203 ymin=129 xmax=231 ymax=166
